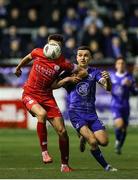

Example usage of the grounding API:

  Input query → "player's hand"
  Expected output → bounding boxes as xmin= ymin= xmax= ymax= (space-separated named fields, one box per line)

xmin=15 ymin=68 xmax=22 ymax=77
xmin=71 ymin=76 xmax=82 ymax=83
xmin=65 ymin=76 xmax=82 ymax=83
xmin=122 ymin=78 xmax=132 ymax=87
xmin=101 ymin=71 xmax=110 ymax=80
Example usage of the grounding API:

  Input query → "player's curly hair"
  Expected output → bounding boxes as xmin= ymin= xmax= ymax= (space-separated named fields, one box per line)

xmin=48 ymin=34 xmax=64 ymax=45
xmin=77 ymin=46 xmax=93 ymax=56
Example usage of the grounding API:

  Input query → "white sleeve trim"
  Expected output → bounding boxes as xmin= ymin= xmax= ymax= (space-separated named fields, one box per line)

xmin=98 ymin=77 xmax=106 ymax=85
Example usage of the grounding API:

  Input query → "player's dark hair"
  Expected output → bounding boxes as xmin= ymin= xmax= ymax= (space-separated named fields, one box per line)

xmin=48 ymin=34 xmax=64 ymax=44
xmin=77 ymin=46 xmax=92 ymax=56
xmin=115 ymin=56 xmax=126 ymax=64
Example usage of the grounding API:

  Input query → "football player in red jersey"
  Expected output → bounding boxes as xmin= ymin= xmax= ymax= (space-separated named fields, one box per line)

xmin=15 ymin=34 xmax=85 ymax=172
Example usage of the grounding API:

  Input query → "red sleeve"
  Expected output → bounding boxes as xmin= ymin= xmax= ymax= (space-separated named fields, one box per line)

xmin=60 ymin=56 xmax=77 ymax=72
xmin=31 ymin=48 xmax=41 ymax=59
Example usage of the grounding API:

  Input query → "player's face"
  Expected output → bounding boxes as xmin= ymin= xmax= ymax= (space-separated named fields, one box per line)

xmin=115 ymin=59 xmax=126 ymax=73
xmin=77 ymin=50 xmax=91 ymax=68
xmin=48 ymin=39 xmax=62 ymax=47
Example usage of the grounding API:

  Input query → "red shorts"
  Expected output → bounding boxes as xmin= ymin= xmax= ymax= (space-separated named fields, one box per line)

xmin=22 ymin=93 xmax=62 ymax=119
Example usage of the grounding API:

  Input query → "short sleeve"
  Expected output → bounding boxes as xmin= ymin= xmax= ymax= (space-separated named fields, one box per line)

xmin=95 ymin=69 xmax=102 ymax=82
xmin=61 ymin=59 xmax=76 ymax=72
xmin=31 ymin=48 xmax=40 ymax=59
xmin=130 ymin=75 xmax=138 ymax=95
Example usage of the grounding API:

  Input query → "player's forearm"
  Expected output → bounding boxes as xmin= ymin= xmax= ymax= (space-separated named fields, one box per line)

xmin=99 ymin=78 xmax=112 ymax=91
xmin=73 ymin=66 xmax=88 ymax=78
xmin=105 ymin=79 xmax=112 ymax=91
xmin=16 ymin=54 xmax=32 ymax=70
xmin=52 ymin=78 xmax=69 ymax=89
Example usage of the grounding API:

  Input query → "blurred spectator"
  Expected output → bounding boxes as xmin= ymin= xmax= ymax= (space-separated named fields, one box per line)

xmin=8 ymin=39 xmax=22 ymax=58
xmin=129 ymin=8 xmax=138 ymax=27
xmin=0 ymin=0 xmax=7 ymax=18
xmin=0 ymin=0 xmax=137 ymax=63
xmin=83 ymin=9 xmax=104 ymax=29
xmin=111 ymin=36 xmax=124 ymax=59
xmin=77 ymin=0 xmax=88 ymax=22
xmin=1 ymin=26 xmax=22 ymax=58
xmin=89 ymin=40 xmax=103 ymax=61
xmin=23 ymin=8 xmax=40 ymax=27
xmin=34 ymin=26 xmax=49 ymax=48
xmin=119 ymin=29 xmax=133 ymax=57
xmin=81 ymin=24 xmax=102 ymax=46
xmin=62 ymin=7 xmax=81 ymax=32
xmin=64 ymin=37 xmax=76 ymax=62
xmin=0 ymin=18 xmax=7 ymax=28
xmin=62 ymin=23 xmax=77 ymax=41
xmin=46 ymin=9 xmax=62 ymax=32
xmin=101 ymin=26 xmax=113 ymax=57
xmin=109 ymin=10 xmax=126 ymax=29
xmin=8 ymin=7 xmax=22 ymax=27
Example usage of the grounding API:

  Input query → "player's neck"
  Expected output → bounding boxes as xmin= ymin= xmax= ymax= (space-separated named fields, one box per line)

xmin=79 ymin=65 xmax=88 ymax=69
xmin=116 ymin=71 xmax=127 ymax=77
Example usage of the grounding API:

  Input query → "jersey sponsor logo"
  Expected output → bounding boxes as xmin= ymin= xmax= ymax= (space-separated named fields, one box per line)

xmin=54 ymin=65 xmax=60 ymax=71
xmin=35 ymin=64 xmax=55 ymax=77
xmin=76 ymin=82 xmax=90 ymax=96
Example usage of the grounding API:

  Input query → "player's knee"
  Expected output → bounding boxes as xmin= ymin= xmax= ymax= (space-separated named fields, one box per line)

xmin=88 ymin=138 xmax=98 ymax=148
xmin=57 ymin=127 xmax=67 ymax=137
xmin=37 ymin=110 xmax=47 ymax=122
xmin=100 ymin=139 xmax=109 ymax=146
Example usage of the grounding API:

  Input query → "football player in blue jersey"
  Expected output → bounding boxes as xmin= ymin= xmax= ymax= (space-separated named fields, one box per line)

xmin=52 ymin=46 xmax=117 ymax=171
xmin=110 ymin=57 xmax=138 ymax=154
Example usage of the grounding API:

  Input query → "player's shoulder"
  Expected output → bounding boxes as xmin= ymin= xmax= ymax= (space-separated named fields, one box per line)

xmin=57 ymin=54 xmax=65 ymax=62
xmin=126 ymin=72 xmax=135 ymax=80
xmin=88 ymin=66 xmax=100 ymax=74
xmin=31 ymin=48 xmax=44 ymax=58
xmin=32 ymin=48 xmax=43 ymax=54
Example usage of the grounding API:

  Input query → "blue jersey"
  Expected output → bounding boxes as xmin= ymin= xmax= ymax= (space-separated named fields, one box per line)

xmin=110 ymin=71 xmax=137 ymax=110
xmin=65 ymin=67 xmax=102 ymax=113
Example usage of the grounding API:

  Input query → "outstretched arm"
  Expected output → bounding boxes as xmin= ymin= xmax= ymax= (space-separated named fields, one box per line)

xmin=98 ymin=71 xmax=112 ymax=91
xmin=15 ymin=53 xmax=33 ymax=77
xmin=52 ymin=76 xmax=81 ymax=89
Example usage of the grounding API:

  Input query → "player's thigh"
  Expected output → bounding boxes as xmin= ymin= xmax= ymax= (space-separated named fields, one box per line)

xmin=79 ymin=126 xmax=97 ymax=145
xmin=31 ymin=104 xmax=47 ymax=120
xmin=22 ymin=93 xmax=47 ymax=121
xmin=94 ymin=129 xmax=109 ymax=146
xmin=114 ymin=118 xmax=125 ymax=128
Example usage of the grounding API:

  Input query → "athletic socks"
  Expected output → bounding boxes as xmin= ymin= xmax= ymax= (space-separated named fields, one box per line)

xmin=90 ymin=148 xmax=108 ymax=169
xmin=120 ymin=130 xmax=127 ymax=148
xmin=59 ymin=136 xmax=69 ymax=164
xmin=37 ymin=122 xmax=47 ymax=152
xmin=115 ymin=128 xmax=127 ymax=149
xmin=115 ymin=128 xmax=122 ymax=141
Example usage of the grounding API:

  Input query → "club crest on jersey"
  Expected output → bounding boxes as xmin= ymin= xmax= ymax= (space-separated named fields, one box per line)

xmin=54 ymin=65 xmax=60 ymax=71
xmin=76 ymin=82 xmax=90 ymax=96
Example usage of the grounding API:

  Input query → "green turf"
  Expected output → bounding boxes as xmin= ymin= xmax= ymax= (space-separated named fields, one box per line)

xmin=0 ymin=126 xmax=138 ymax=179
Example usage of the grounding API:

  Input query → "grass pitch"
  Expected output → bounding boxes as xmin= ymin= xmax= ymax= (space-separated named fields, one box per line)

xmin=0 ymin=126 xmax=138 ymax=179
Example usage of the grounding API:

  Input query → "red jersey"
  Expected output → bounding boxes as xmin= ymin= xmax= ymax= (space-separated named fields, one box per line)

xmin=24 ymin=48 xmax=75 ymax=96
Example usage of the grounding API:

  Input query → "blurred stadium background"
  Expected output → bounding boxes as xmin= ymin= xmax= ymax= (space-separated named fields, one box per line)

xmin=0 ymin=0 xmax=138 ymax=178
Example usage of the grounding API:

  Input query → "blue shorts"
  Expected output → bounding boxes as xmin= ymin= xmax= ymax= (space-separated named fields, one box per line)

xmin=111 ymin=107 xmax=130 ymax=126
xmin=68 ymin=110 xmax=105 ymax=132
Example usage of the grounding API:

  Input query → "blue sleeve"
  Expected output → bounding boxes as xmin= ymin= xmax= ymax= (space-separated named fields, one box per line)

xmin=130 ymin=76 xmax=138 ymax=95
xmin=95 ymin=69 xmax=102 ymax=82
